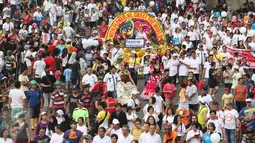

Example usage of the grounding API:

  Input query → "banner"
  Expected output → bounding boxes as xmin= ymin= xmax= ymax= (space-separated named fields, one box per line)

xmin=125 ymin=39 xmax=145 ymax=48
xmin=227 ymin=47 xmax=255 ymax=68
xmin=105 ymin=11 xmax=165 ymax=45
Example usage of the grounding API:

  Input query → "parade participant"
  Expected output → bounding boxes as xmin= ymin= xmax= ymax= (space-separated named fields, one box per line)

xmin=63 ymin=120 xmax=83 ymax=143
xmin=197 ymin=98 xmax=208 ymax=129
xmin=104 ymin=65 xmax=120 ymax=98
xmin=186 ymin=123 xmax=203 ymax=143
xmin=67 ymin=85 xmax=81 ymax=116
xmin=127 ymin=90 xmax=141 ymax=114
xmin=139 ymin=124 xmax=161 ymax=143
xmin=35 ymin=112 xmax=49 ymax=136
xmin=8 ymin=81 xmax=26 ymax=118
xmin=106 ymin=119 xmax=122 ymax=137
xmin=90 ymin=77 xmax=107 ymax=96
xmin=33 ymin=127 xmax=51 ymax=142
xmin=0 ymin=129 xmax=13 ymax=143
xmin=50 ymin=125 xmax=64 ymax=143
xmin=239 ymin=99 xmax=255 ymax=129
xmin=105 ymin=95 xmax=117 ymax=116
xmin=234 ymin=78 xmax=248 ymax=112
xmin=51 ymin=81 xmax=67 ymax=112
xmin=117 ymin=62 xmax=137 ymax=105
xmin=80 ymin=84 xmax=93 ymax=110
xmin=92 ymin=127 xmax=111 ymax=143
xmin=72 ymin=100 xmax=90 ymax=130
xmin=27 ymin=80 xmax=43 ymax=130
xmin=186 ymin=78 xmax=199 ymax=112
xmin=12 ymin=113 xmax=30 ymax=143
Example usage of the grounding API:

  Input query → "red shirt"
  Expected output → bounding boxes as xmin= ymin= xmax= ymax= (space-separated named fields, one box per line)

xmin=44 ymin=57 xmax=56 ymax=72
xmin=99 ymin=25 xmax=108 ymax=38
xmin=90 ymin=82 xmax=107 ymax=95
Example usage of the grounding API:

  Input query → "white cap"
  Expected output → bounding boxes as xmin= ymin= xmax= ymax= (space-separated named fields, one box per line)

xmin=173 ymin=53 xmax=178 ymax=57
xmin=112 ymin=119 xmax=120 ymax=125
xmin=131 ymin=90 xmax=139 ymax=95
xmin=41 ymin=111 xmax=47 ymax=116
xmin=66 ymin=39 xmax=71 ymax=43
xmin=246 ymin=98 xmax=252 ymax=102
xmin=67 ymin=22 xmax=71 ymax=26
xmin=131 ymin=50 xmax=136 ymax=54
xmin=198 ymin=96 xmax=205 ymax=104
xmin=92 ymin=30 xmax=98 ymax=34
xmin=233 ymin=66 xmax=239 ymax=69
xmin=109 ymin=42 xmax=114 ymax=45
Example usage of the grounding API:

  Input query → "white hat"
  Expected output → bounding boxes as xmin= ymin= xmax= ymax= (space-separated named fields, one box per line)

xmin=233 ymin=66 xmax=239 ymax=69
xmin=131 ymin=50 xmax=136 ymax=54
xmin=109 ymin=42 xmax=114 ymax=45
xmin=92 ymin=30 xmax=98 ymax=34
xmin=173 ymin=53 xmax=178 ymax=57
xmin=112 ymin=119 xmax=120 ymax=125
xmin=67 ymin=22 xmax=71 ymax=26
xmin=37 ymin=6 xmax=41 ymax=9
xmin=66 ymin=39 xmax=71 ymax=43
xmin=246 ymin=98 xmax=252 ymax=102
xmin=41 ymin=111 xmax=47 ymax=116
xmin=131 ymin=90 xmax=139 ymax=95
xmin=198 ymin=96 xmax=205 ymax=104
xmin=146 ymin=41 xmax=151 ymax=44
xmin=56 ymin=109 xmax=64 ymax=116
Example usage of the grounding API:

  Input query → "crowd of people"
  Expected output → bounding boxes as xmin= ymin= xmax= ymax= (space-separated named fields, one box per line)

xmin=0 ymin=0 xmax=255 ymax=143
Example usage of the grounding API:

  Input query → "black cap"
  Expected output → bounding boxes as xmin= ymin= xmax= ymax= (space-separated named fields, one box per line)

xmin=70 ymin=120 xmax=78 ymax=125
xmin=18 ymin=113 xmax=26 ymax=118
xmin=72 ymin=85 xmax=79 ymax=90
xmin=84 ymin=84 xmax=91 ymax=88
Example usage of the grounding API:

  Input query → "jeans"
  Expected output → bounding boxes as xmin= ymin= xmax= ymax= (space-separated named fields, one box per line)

xmin=225 ymin=129 xmax=235 ymax=143
xmin=144 ymin=74 xmax=149 ymax=86
xmin=108 ymin=91 xmax=117 ymax=98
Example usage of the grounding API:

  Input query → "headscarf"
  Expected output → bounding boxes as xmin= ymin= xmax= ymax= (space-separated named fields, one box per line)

xmin=48 ymin=115 xmax=57 ymax=133
xmin=60 ymin=114 xmax=71 ymax=132
xmin=56 ymin=109 xmax=64 ymax=124
xmin=68 ymin=52 xmax=77 ymax=65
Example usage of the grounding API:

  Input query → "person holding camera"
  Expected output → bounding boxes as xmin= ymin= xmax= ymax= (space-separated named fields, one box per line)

xmin=127 ymin=90 xmax=142 ymax=114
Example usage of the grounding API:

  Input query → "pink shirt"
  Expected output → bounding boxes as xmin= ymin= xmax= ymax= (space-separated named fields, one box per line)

xmin=163 ymin=83 xmax=176 ymax=99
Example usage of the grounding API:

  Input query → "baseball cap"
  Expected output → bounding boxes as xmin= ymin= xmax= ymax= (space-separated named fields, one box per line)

xmin=199 ymin=43 xmax=203 ymax=47
xmin=77 ymin=100 xmax=83 ymax=104
xmin=41 ymin=111 xmax=47 ymax=116
xmin=173 ymin=53 xmax=178 ymax=57
xmin=109 ymin=42 xmax=114 ymax=45
xmin=112 ymin=119 xmax=120 ymax=125
xmin=246 ymin=98 xmax=252 ymax=103
xmin=131 ymin=90 xmax=139 ymax=95
xmin=54 ymin=80 xmax=62 ymax=86
xmin=224 ymin=88 xmax=230 ymax=91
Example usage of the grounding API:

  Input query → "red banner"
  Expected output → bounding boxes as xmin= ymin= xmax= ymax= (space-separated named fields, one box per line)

xmin=227 ymin=47 xmax=255 ymax=68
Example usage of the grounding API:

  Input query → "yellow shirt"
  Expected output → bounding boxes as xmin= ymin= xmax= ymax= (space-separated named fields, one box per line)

xmin=121 ymin=0 xmax=126 ymax=6
xmin=97 ymin=110 xmax=110 ymax=123
xmin=198 ymin=106 xmax=208 ymax=127
xmin=128 ymin=57 xmax=140 ymax=68
xmin=222 ymin=93 xmax=234 ymax=106
xmin=131 ymin=127 xmax=142 ymax=140
xmin=213 ymin=52 xmax=222 ymax=62
xmin=66 ymin=44 xmax=72 ymax=54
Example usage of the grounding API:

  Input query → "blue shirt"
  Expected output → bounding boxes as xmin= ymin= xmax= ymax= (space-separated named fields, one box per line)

xmin=63 ymin=68 xmax=72 ymax=82
xmin=27 ymin=89 xmax=43 ymax=107
xmin=57 ymin=45 xmax=65 ymax=56
xmin=239 ymin=106 xmax=255 ymax=129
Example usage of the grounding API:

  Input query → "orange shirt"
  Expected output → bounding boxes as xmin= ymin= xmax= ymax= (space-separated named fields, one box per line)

xmin=163 ymin=131 xmax=177 ymax=143
xmin=234 ymin=84 xmax=248 ymax=101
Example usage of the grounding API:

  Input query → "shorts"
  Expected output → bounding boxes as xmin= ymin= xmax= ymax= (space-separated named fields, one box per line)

xmin=29 ymin=104 xmax=40 ymax=118
xmin=25 ymin=60 xmax=32 ymax=67
xmin=11 ymin=106 xmax=23 ymax=118
xmin=208 ymin=79 xmax=218 ymax=88
xmin=189 ymin=104 xmax=198 ymax=112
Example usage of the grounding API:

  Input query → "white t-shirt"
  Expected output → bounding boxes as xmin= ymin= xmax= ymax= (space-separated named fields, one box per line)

xmin=203 ymin=62 xmax=211 ymax=78
xmin=50 ymin=133 xmax=64 ymax=143
xmin=18 ymin=74 xmax=29 ymax=91
xmin=126 ymin=112 xmax=138 ymax=129
xmin=82 ymin=74 xmax=98 ymax=87
xmin=103 ymin=73 xmax=120 ymax=92
xmin=108 ymin=128 xmax=122 ymax=137
xmin=224 ymin=109 xmax=239 ymax=129
xmin=182 ymin=41 xmax=194 ymax=50
xmin=139 ymin=133 xmax=161 ymax=143
xmin=33 ymin=60 xmax=46 ymax=78
xmin=185 ymin=84 xmax=198 ymax=104
xmin=0 ymin=138 xmax=13 ymax=143
xmin=163 ymin=115 xmax=174 ymax=124
xmin=111 ymin=48 xmax=123 ymax=64
xmin=2 ymin=22 xmax=14 ymax=32
xmin=186 ymin=129 xmax=203 ymax=143
xmin=92 ymin=135 xmax=111 ymax=143
xmin=199 ymin=94 xmax=212 ymax=106
xmin=207 ymin=118 xmax=224 ymax=135
xmin=9 ymin=89 xmax=26 ymax=107
xmin=168 ymin=59 xmax=179 ymax=76
xmin=188 ymin=57 xmax=201 ymax=74
xmin=118 ymin=134 xmax=134 ymax=143
xmin=179 ymin=57 xmax=189 ymax=76
xmin=153 ymin=94 xmax=164 ymax=112
xmin=77 ymin=125 xmax=88 ymax=136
